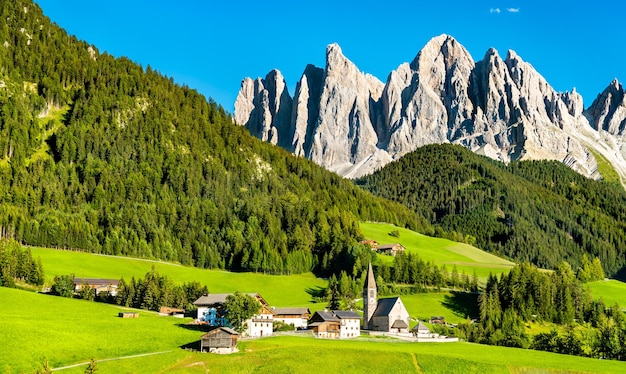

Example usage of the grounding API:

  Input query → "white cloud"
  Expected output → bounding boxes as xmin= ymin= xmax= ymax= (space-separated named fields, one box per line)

xmin=490 ymin=7 xmax=501 ymax=13
xmin=507 ymin=7 xmax=520 ymax=13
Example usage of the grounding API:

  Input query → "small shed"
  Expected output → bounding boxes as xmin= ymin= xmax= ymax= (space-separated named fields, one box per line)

xmin=412 ymin=322 xmax=431 ymax=337
xmin=200 ymin=326 xmax=239 ymax=354
xmin=118 ymin=312 xmax=139 ymax=318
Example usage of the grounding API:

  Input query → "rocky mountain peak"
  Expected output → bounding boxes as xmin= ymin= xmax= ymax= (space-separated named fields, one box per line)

xmin=585 ymin=78 xmax=626 ymax=135
xmin=235 ymin=36 xmax=626 ymax=184
xmin=325 ymin=43 xmax=351 ymax=75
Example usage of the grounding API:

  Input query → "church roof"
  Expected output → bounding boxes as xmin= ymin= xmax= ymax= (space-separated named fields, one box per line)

xmin=365 ymin=262 xmax=376 ymax=290
xmin=372 ymin=297 xmax=401 ymax=317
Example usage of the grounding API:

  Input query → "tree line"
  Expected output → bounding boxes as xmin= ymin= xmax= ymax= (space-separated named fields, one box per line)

xmin=444 ymin=261 xmax=626 ymax=360
xmin=0 ymin=239 xmax=44 ymax=288
xmin=51 ymin=267 xmax=209 ymax=312
xmin=357 ymin=143 xmax=626 ymax=278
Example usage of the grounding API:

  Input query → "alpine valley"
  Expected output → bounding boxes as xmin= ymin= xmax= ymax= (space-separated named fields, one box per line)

xmin=235 ymin=35 xmax=626 ymax=182
xmin=6 ymin=0 xmax=626 ymax=372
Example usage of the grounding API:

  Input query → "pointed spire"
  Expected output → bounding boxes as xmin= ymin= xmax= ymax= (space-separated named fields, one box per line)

xmin=366 ymin=262 xmax=376 ymax=290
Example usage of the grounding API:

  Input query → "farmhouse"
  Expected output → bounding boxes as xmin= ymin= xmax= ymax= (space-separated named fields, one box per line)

xmin=193 ymin=293 xmax=273 ymax=337
xmin=375 ymin=243 xmax=405 ymax=256
xmin=429 ymin=316 xmax=445 ymax=324
xmin=74 ymin=278 xmax=119 ymax=296
xmin=309 ymin=310 xmax=361 ymax=338
xmin=272 ymin=307 xmax=310 ymax=329
xmin=362 ymin=263 xmax=410 ymax=333
xmin=200 ymin=326 xmax=238 ymax=354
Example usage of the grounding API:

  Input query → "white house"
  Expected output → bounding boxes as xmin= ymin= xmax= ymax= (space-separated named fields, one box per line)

xmin=272 ymin=307 xmax=310 ymax=329
xmin=193 ymin=293 xmax=273 ymax=338
xmin=308 ymin=310 xmax=361 ymax=338
xmin=334 ymin=310 xmax=361 ymax=338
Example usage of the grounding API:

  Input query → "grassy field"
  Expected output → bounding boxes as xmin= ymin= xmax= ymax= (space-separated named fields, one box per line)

xmin=0 ymin=287 xmax=199 ymax=373
xmin=54 ymin=335 xmax=626 ymax=374
xmin=586 ymin=279 xmax=626 ymax=308
xmin=360 ymin=222 xmax=515 ymax=281
xmin=30 ymin=247 xmax=327 ymax=308
xmin=401 ymin=292 xmax=479 ymax=324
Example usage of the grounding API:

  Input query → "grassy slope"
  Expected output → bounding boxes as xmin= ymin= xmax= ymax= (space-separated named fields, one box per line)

xmin=31 ymin=247 xmax=326 ymax=308
xmin=0 ymin=287 xmax=198 ymax=373
xmin=57 ymin=335 xmax=626 ymax=374
xmin=360 ymin=222 xmax=514 ymax=281
xmin=586 ymin=279 xmax=626 ymax=308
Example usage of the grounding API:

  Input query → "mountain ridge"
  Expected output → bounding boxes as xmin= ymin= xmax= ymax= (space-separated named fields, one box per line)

xmin=235 ymin=34 xmax=626 ymax=183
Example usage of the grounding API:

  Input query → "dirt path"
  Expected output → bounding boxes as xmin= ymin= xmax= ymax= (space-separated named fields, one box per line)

xmin=411 ymin=353 xmax=424 ymax=373
xmin=52 ymin=350 xmax=174 ymax=371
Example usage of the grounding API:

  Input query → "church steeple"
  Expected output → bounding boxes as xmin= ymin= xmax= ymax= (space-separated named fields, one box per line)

xmin=363 ymin=262 xmax=377 ymax=329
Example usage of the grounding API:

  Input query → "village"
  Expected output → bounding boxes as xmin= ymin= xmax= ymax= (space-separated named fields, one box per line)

xmin=192 ymin=263 xmax=458 ymax=354
xmin=70 ymin=246 xmax=460 ymax=355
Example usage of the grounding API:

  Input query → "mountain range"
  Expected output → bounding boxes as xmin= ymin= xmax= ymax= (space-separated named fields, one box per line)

xmin=235 ymin=35 xmax=626 ymax=181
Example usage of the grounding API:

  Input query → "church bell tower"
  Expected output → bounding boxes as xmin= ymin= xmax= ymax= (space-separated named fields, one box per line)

xmin=363 ymin=262 xmax=377 ymax=330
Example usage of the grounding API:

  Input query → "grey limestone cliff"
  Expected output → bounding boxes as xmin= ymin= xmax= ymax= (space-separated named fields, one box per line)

xmin=234 ymin=35 xmax=626 ymax=183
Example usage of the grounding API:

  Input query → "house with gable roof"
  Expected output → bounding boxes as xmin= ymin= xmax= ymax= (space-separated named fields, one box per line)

xmin=308 ymin=310 xmax=361 ymax=338
xmin=193 ymin=293 xmax=273 ymax=338
xmin=272 ymin=307 xmax=310 ymax=329
xmin=362 ymin=263 xmax=410 ymax=333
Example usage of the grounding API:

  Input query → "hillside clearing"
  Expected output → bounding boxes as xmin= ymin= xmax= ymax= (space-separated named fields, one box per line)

xmin=30 ymin=247 xmax=327 ymax=308
xmin=360 ymin=222 xmax=514 ymax=281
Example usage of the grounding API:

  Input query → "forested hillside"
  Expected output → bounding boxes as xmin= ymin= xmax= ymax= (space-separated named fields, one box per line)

xmin=0 ymin=0 xmax=429 ymax=275
xmin=356 ymin=144 xmax=626 ymax=278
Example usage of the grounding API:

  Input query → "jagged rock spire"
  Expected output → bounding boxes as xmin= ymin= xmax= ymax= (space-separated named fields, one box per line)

xmin=235 ymin=36 xmax=626 ymax=184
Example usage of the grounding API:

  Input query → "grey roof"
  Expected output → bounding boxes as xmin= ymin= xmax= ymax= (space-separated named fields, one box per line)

xmin=73 ymin=278 xmax=119 ymax=286
xmin=272 ymin=307 xmax=310 ymax=316
xmin=372 ymin=297 xmax=400 ymax=317
xmin=311 ymin=311 xmax=340 ymax=322
xmin=193 ymin=293 xmax=261 ymax=306
xmin=391 ymin=319 xmax=409 ymax=329
xmin=377 ymin=243 xmax=404 ymax=250
xmin=333 ymin=310 xmax=361 ymax=319
xmin=412 ymin=322 xmax=430 ymax=332
xmin=205 ymin=326 xmax=238 ymax=335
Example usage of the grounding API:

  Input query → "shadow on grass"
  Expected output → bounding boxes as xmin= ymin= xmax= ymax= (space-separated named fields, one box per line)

xmin=305 ymin=286 xmax=326 ymax=302
xmin=180 ymin=340 xmax=201 ymax=351
xmin=441 ymin=291 xmax=479 ymax=320
xmin=176 ymin=323 xmax=210 ymax=332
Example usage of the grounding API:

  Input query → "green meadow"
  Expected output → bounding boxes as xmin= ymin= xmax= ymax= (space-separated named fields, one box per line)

xmin=30 ymin=247 xmax=326 ymax=308
xmin=50 ymin=334 xmax=626 ymax=374
xmin=586 ymin=279 xmax=626 ymax=308
xmin=401 ymin=292 xmax=478 ymax=324
xmin=360 ymin=222 xmax=515 ymax=281
xmin=0 ymin=287 xmax=198 ymax=373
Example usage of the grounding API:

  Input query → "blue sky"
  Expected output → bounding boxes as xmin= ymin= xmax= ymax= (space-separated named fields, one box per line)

xmin=35 ymin=1 xmax=625 ymax=112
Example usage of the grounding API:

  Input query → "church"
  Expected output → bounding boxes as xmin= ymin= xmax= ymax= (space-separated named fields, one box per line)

xmin=362 ymin=263 xmax=410 ymax=333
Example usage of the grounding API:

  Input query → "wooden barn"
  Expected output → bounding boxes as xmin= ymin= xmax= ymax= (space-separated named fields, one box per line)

xmin=375 ymin=243 xmax=405 ymax=256
xmin=200 ymin=326 xmax=239 ymax=354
